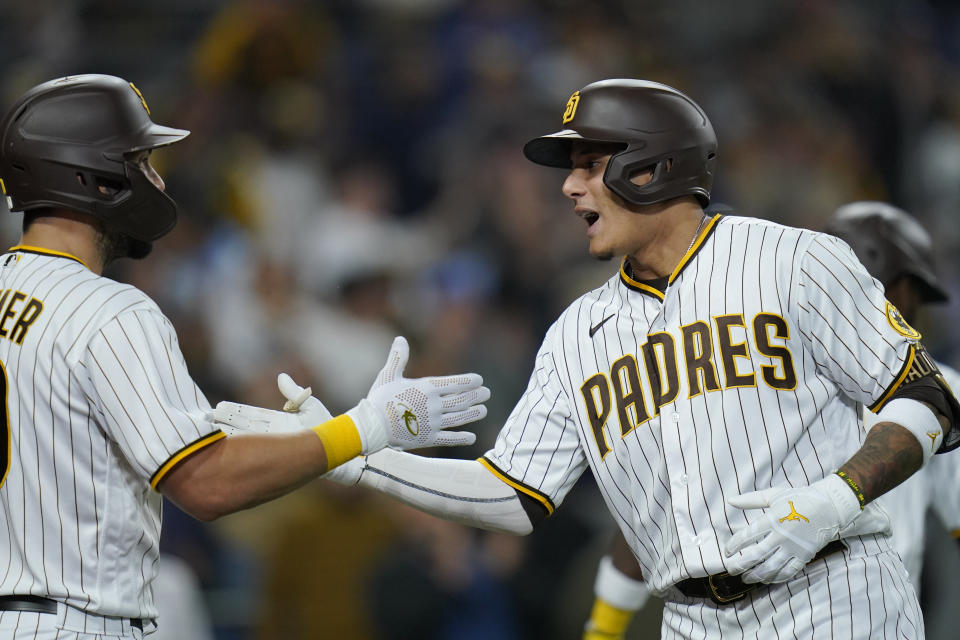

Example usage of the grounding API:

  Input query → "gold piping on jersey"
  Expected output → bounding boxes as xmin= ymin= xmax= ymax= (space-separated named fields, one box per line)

xmin=618 ymin=264 xmax=665 ymax=300
xmin=150 ymin=430 xmax=227 ymax=490
xmin=951 ymin=528 xmax=960 ymax=539
xmin=869 ymin=343 xmax=916 ymax=413
xmin=478 ymin=456 xmax=555 ymax=516
xmin=10 ymin=245 xmax=90 ymax=270
xmin=619 ymin=214 xmax=723 ymax=298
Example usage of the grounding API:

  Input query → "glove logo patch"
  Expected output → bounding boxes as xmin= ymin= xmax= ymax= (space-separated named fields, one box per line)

xmin=885 ymin=301 xmax=921 ymax=340
xmin=399 ymin=403 xmax=419 ymax=436
xmin=562 ymin=91 xmax=580 ymax=124
xmin=778 ymin=501 xmax=810 ymax=524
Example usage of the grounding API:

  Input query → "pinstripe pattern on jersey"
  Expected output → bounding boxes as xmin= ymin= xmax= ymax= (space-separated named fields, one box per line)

xmin=0 ymin=250 xmax=219 ymax=620
xmin=660 ymin=538 xmax=923 ymax=638
xmin=868 ymin=345 xmax=915 ymax=412
xmin=484 ymin=216 xmax=918 ymax=598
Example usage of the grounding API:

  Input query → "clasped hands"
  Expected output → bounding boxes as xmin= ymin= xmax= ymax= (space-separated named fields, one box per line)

xmin=723 ymin=474 xmax=890 ymax=584
xmin=209 ymin=336 xmax=489 ymax=457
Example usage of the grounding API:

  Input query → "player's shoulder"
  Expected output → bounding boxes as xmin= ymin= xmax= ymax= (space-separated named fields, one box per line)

xmin=716 ymin=213 xmax=815 ymax=241
xmin=78 ymin=271 xmax=162 ymax=317
xmin=712 ymin=214 xmax=823 ymax=270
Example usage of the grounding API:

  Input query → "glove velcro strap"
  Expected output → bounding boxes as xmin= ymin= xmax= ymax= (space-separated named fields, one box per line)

xmin=584 ymin=598 xmax=634 ymax=638
xmin=312 ymin=415 xmax=363 ymax=470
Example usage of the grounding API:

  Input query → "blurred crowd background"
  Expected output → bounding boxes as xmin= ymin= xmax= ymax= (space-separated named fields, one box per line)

xmin=2 ymin=0 xmax=960 ymax=638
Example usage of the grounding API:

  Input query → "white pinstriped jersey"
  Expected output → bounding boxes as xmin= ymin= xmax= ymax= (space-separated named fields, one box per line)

xmin=483 ymin=214 xmax=921 ymax=595
xmin=874 ymin=362 xmax=960 ymax=590
xmin=0 ymin=246 xmax=223 ymax=619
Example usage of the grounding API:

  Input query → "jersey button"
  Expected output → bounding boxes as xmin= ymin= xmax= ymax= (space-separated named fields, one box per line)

xmin=677 ymin=473 xmax=689 ymax=486
xmin=671 ymin=412 xmax=680 ymax=423
xmin=693 ymin=533 xmax=709 ymax=546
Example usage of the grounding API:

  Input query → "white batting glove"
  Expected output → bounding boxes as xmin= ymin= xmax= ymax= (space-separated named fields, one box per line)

xmin=348 ymin=336 xmax=489 ymax=451
xmin=723 ymin=474 xmax=864 ymax=584
xmin=210 ymin=375 xmax=333 ymax=435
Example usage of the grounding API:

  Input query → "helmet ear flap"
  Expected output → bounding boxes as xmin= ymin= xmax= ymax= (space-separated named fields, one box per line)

xmin=604 ymin=145 xmax=713 ymax=207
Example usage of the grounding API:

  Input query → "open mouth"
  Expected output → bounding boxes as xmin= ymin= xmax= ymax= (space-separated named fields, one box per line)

xmin=580 ymin=210 xmax=599 ymax=227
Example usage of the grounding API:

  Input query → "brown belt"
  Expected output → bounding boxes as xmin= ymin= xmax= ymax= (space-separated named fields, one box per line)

xmin=0 ymin=596 xmax=143 ymax=630
xmin=675 ymin=539 xmax=846 ymax=605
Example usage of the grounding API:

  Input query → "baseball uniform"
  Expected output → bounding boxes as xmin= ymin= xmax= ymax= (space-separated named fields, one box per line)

xmin=0 ymin=246 xmax=223 ymax=635
xmin=873 ymin=362 xmax=960 ymax=591
xmin=481 ymin=214 xmax=924 ymax=637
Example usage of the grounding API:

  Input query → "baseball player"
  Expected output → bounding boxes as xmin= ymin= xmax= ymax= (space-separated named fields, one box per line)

xmin=214 ymin=79 xmax=960 ymax=638
xmin=0 ymin=75 xmax=488 ymax=639
xmin=826 ymin=202 xmax=960 ymax=589
xmin=580 ymin=200 xmax=960 ymax=639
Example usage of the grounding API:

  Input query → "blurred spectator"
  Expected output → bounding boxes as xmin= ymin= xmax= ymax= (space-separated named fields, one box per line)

xmin=3 ymin=1 xmax=960 ymax=637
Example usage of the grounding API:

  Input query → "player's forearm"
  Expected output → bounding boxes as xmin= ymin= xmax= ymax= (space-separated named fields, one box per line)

xmin=838 ymin=421 xmax=924 ymax=506
xmin=160 ymin=431 xmax=330 ymax=520
xmin=355 ymin=448 xmax=534 ymax=535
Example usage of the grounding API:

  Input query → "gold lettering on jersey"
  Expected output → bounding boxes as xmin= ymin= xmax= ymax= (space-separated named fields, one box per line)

xmin=580 ymin=311 xmax=799 ymax=448
xmin=0 ymin=292 xmax=26 ymax=337
xmin=642 ymin=332 xmax=680 ymax=412
xmin=681 ymin=321 xmax=721 ymax=399
xmin=562 ymin=91 xmax=580 ymax=124
xmin=778 ymin=501 xmax=809 ymax=523
xmin=581 ymin=373 xmax=613 ymax=458
xmin=714 ymin=314 xmax=757 ymax=389
xmin=611 ymin=355 xmax=652 ymax=437
xmin=753 ymin=313 xmax=797 ymax=391
xmin=0 ymin=290 xmax=43 ymax=345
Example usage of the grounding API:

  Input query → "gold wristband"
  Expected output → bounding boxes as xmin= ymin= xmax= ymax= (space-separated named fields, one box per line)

xmin=584 ymin=598 xmax=633 ymax=637
xmin=835 ymin=470 xmax=866 ymax=509
xmin=312 ymin=415 xmax=363 ymax=470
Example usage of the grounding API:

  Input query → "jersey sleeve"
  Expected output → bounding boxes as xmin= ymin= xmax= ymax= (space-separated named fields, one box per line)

xmin=795 ymin=233 xmax=917 ymax=410
xmin=481 ymin=324 xmax=589 ymax=517
xmin=79 ymin=307 xmax=224 ymax=488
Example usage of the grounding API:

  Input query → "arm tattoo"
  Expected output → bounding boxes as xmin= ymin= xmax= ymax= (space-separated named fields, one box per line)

xmin=838 ymin=421 xmax=923 ymax=505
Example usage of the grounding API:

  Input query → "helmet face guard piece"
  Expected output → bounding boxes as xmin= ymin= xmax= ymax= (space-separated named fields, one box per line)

xmin=825 ymin=201 xmax=949 ymax=304
xmin=0 ymin=74 xmax=189 ymax=242
xmin=523 ymin=79 xmax=717 ymax=207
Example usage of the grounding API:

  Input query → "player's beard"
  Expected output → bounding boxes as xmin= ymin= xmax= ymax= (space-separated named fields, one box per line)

xmin=95 ymin=228 xmax=153 ymax=264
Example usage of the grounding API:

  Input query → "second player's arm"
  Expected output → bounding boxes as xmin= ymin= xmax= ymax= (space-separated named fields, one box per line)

xmin=326 ymin=448 xmax=541 ymax=535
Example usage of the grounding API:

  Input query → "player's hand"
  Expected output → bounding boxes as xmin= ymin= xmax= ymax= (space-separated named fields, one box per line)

xmin=209 ymin=374 xmax=336 ymax=436
xmin=723 ymin=474 xmax=862 ymax=584
xmin=348 ymin=336 xmax=489 ymax=452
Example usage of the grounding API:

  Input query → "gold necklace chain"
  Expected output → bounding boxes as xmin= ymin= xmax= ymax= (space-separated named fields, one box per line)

xmin=684 ymin=213 xmax=709 ymax=254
